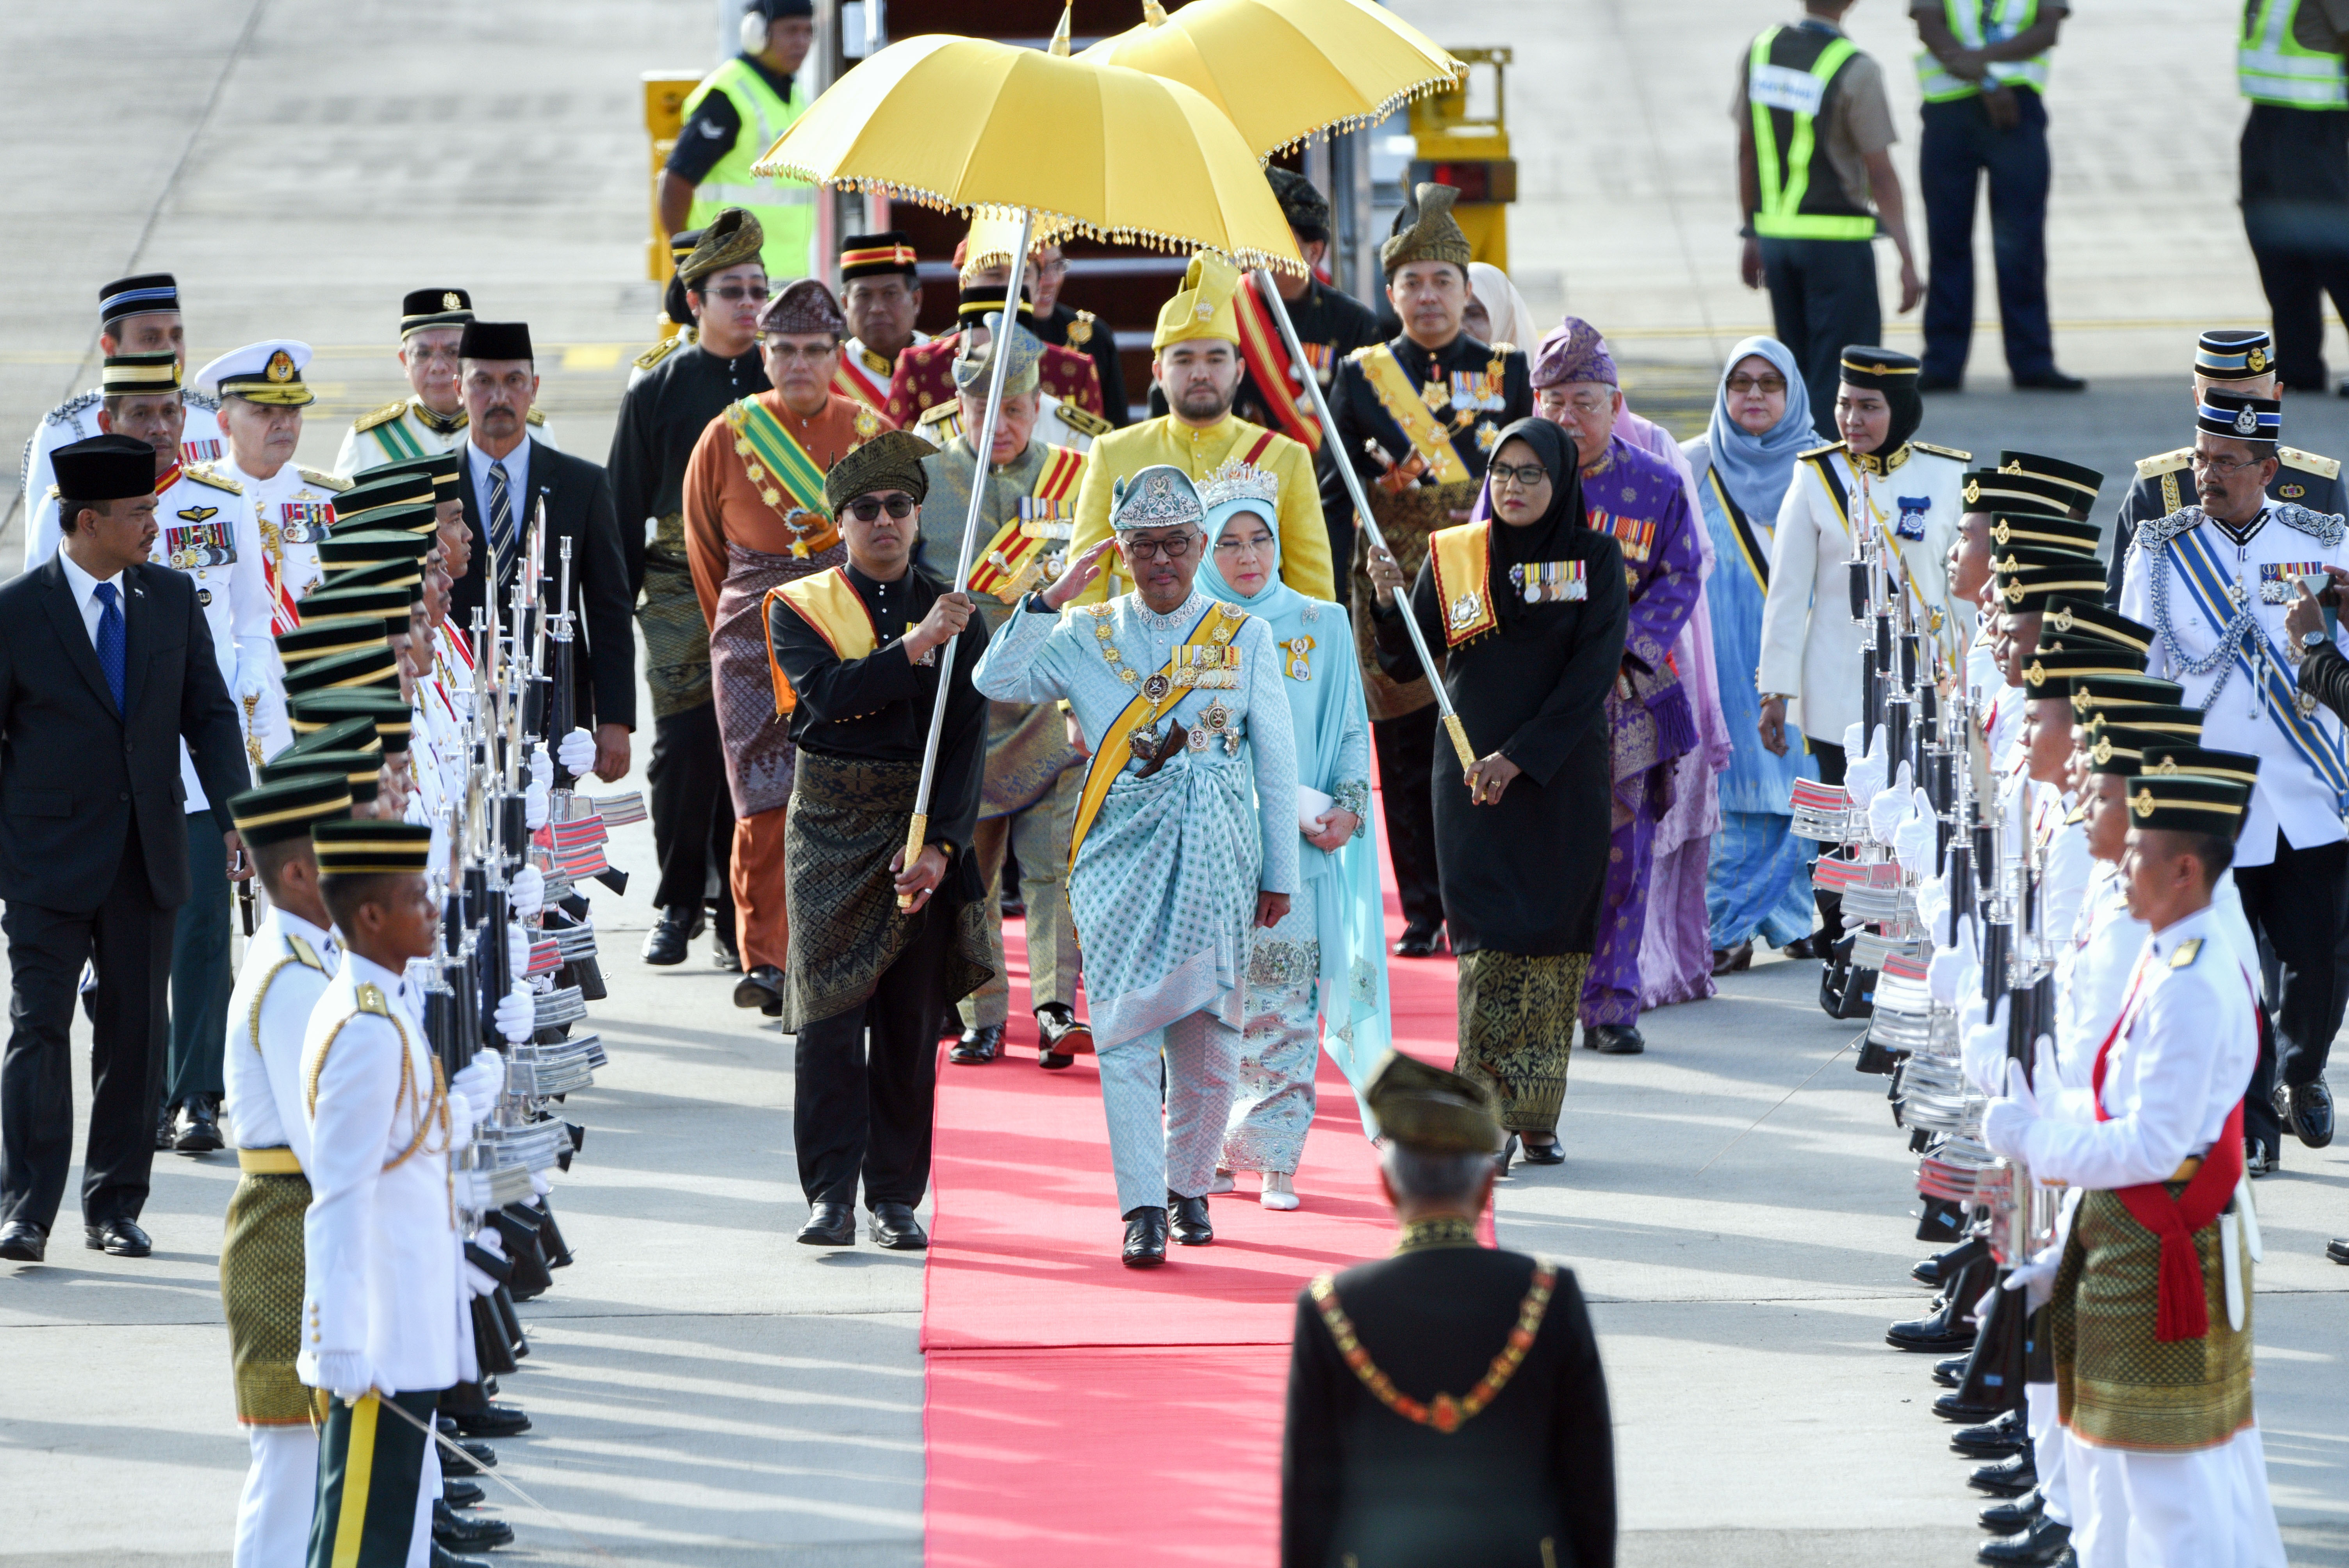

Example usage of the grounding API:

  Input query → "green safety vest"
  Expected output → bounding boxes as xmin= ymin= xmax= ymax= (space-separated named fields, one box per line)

xmin=2240 ymin=0 xmax=2349 ymax=108
xmin=681 ymin=58 xmax=819 ymax=278
xmin=1748 ymin=28 xmax=1877 ymax=242
xmin=1915 ymin=0 xmax=2049 ymax=102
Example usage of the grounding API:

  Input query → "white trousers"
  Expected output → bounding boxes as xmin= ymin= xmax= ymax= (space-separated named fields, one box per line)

xmin=1097 ymin=1009 xmax=1240 ymax=1215
xmin=2068 ymin=1424 xmax=2286 ymax=1568
xmin=233 ymin=1424 xmax=318 ymax=1568
xmin=2025 ymin=1382 xmax=2070 ymax=1525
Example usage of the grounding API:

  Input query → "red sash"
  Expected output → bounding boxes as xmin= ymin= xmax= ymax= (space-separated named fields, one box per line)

xmin=1231 ymin=280 xmax=1320 ymax=452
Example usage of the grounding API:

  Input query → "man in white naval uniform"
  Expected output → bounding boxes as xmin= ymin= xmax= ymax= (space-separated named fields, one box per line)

xmin=18 ymin=273 xmax=224 ymax=553
xmin=2119 ymin=390 xmax=2349 ymax=1170
xmin=333 ymin=288 xmax=557 ymax=475
xmin=194 ymin=341 xmax=347 ymax=621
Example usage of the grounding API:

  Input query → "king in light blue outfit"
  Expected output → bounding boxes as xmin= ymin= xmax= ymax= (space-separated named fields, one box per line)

xmin=971 ymin=465 xmax=1298 ymax=1232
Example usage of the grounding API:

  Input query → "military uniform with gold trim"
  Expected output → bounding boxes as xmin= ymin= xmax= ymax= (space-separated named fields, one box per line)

xmin=2103 ymin=442 xmax=2344 ymax=611
xmin=335 ymin=397 xmax=554 ymax=476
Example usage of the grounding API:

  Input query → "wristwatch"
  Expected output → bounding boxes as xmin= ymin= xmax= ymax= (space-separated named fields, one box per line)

xmin=2304 ymin=627 xmax=2328 ymax=649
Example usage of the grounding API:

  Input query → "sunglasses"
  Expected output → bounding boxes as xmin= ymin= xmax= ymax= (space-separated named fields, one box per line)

xmin=847 ymin=494 xmax=915 ymax=521
xmin=707 ymin=284 xmax=771 ymax=303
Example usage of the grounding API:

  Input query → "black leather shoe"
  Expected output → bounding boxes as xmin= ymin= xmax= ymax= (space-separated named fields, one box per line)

xmin=433 ymin=1499 xmax=515 ymax=1550
xmin=155 ymin=1104 xmax=178 ymax=1151
xmin=1968 ymin=1450 xmax=2037 ymax=1497
xmin=1887 ymin=1303 xmax=1977 ymax=1352
xmin=870 ymin=1201 xmax=928 ymax=1250
xmin=2246 ymin=1139 xmax=2280 ymax=1178
xmin=1711 ymin=941 xmax=1752 ymax=975
xmin=732 ymin=964 xmax=784 ymax=1017
xmin=1122 ymin=1206 xmax=1169 ymax=1266
xmin=640 ymin=907 xmax=700 ymax=966
xmin=1779 ymin=935 xmax=1817 ymax=960
xmin=436 ymin=1441 xmax=494 ymax=1478
xmin=430 ymin=1544 xmax=494 ymax=1568
xmin=1952 ymin=1408 xmax=2027 ymax=1456
xmin=1932 ymin=1353 xmax=1970 ymax=1388
xmin=1168 ymin=1192 xmax=1214 ymax=1245
xmin=1935 ymin=1388 xmax=2005 ymax=1424
xmin=2279 ymin=1076 xmax=2334 ymax=1148
xmin=2012 ymin=369 xmax=2087 ymax=392
xmin=0 ymin=1220 xmax=45 ymax=1262
xmin=798 ymin=1201 xmax=855 ymax=1246
xmin=1977 ymin=1515 xmax=2071 ymax=1566
xmin=1392 ymin=921 xmax=1445 ymax=958
xmin=948 ymin=1023 xmax=1005 ymax=1065
xmin=175 ymin=1098 xmax=223 ymax=1154
xmin=1979 ymin=1489 xmax=2043 ymax=1533
xmin=711 ymin=928 xmax=742 ymax=973
xmin=2329 ymin=1236 xmax=2349 ymax=1264
xmin=443 ymin=1478 xmax=485 ymax=1508
xmin=1591 ymin=1024 xmax=1645 ymax=1055
xmin=1035 ymin=1005 xmax=1089 ymax=1069
xmin=84 ymin=1218 xmax=151 ymax=1257
xmin=1518 ymin=1133 xmax=1564 ymax=1165
xmin=447 ymin=1401 xmax=531 ymax=1439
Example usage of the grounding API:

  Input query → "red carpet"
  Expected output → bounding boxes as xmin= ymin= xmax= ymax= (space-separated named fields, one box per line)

xmin=923 ymin=803 xmax=1469 ymax=1564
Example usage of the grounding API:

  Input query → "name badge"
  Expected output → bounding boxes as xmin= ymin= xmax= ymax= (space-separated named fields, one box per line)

xmin=1750 ymin=61 xmax=1827 ymax=116
xmin=2260 ymin=561 xmax=2325 ymax=604
xmin=1895 ymin=495 xmax=1931 ymax=541
xmin=279 ymin=499 xmax=335 ymax=544
xmin=163 ymin=518 xmax=236 ymax=569
xmin=1510 ymin=560 xmax=1587 ymax=603
xmin=1590 ymin=509 xmax=1656 ymax=561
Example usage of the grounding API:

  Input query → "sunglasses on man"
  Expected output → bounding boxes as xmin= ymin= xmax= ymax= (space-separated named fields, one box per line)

xmin=847 ymin=493 xmax=915 ymax=522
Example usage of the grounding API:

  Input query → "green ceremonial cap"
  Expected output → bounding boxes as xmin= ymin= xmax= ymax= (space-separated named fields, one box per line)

xmin=260 ymin=749 xmax=380 ymax=804
xmin=312 ymin=818 xmax=433 ymax=875
xmin=2086 ymin=702 xmax=2202 ymax=739
xmin=2041 ymin=599 xmax=2153 ymax=659
xmin=334 ymin=472 xmax=435 ymax=526
xmin=2085 ymin=722 xmax=2164 ymax=775
xmin=300 ymin=584 xmax=412 ymax=620
xmin=2069 ymin=673 xmax=2186 ymax=719
xmin=365 ymin=450 xmax=462 ymax=496
xmin=2023 ymin=647 xmax=2136 ymax=698
xmin=2126 ymin=773 xmax=2252 ymax=841
xmin=227 ymin=774 xmax=351 ymax=847
xmin=1995 ymin=559 xmax=2106 ymax=613
xmin=1986 ymin=513 xmax=2101 ymax=558
xmin=319 ymin=558 xmax=424 ymax=596
xmin=286 ymin=715 xmax=380 ymax=757
xmin=290 ymin=690 xmax=411 ymax=754
xmin=2139 ymin=745 xmax=2261 ymax=789
xmin=1362 ymin=1049 xmax=1499 ymax=1155
xmin=276 ymin=617 xmax=387 ymax=666
xmin=317 ymin=528 xmax=432 ymax=571
xmin=282 ymin=642 xmax=399 ymax=695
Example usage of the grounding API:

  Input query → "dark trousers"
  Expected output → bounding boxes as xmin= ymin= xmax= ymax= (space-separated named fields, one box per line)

xmin=2234 ymin=836 xmax=2348 ymax=1153
xmin=1919 ymin=91 xmax=2054 ymax=382
xmin=647 ymin=700 xmax=738 ymax=941
xmin=1372 ymin=704 xmax=1445 ymax=931
xmin=1808 ymin=738 xmax=1846 ymax=932
xmin=1759 ymin=236 xmax=1882 ymax=440
xmin=792 ymin=904 xmax=951 ymax=1207
xmin=164 ymin=808 xmax=233 ymax=1109
xmin=0 ymin=820 xmax=174 ymax=1233
xmin=308 ymin=1389 xmax=438 ymax=1568
xmin=2241 ymin=103 xmax=2349 ymax=390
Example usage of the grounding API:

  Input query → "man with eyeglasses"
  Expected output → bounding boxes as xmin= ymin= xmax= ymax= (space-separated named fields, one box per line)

xmin=2101 ymin=328 xmax=2345 ymax=612
xmin=610 ymin=210 xmax=773 ymax=974
xmin=831 ymin=229 xmax=927 ymax=415
xmin=334 ymin=289 xmax=558 ymax=476
xmin=887 ymin=236 xmax=1109 ymax=442
xmin=2121 ymin=388 xmax=2349 ymax=1171
xmin=684 ymin=279 xmax=891 ymax=1017
xmin=1025 ymin=239 xmax=1129 ymax=430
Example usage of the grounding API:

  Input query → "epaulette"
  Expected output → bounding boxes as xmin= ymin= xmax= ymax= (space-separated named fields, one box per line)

xmin=354 ymin=982 xmax=391 ymax=1017
xmin=2281 ymin=445 xmax=2341 ymax=481
xmin=1912 ymin=440 xmax=1972 ymax=461
xmin=297 ymin=466 xmax=351 ymax=492
xmin=526 ymin=408 xmax=547 ymax=428
xmin=44 ymin=391 xmax=100 ymax=426
xmin=2169 ymin=937 xmax=2201 ymax=969
xmin=2137 ymin=508 xmax=2206 ymax=550
xmin=1489 ymin=340 xmax=1517 ymax=356
xmin=1057 ymin=403 xmax=1112 ymax=439
xmin=2135 ymin=447 xmax=2192 ymax=481
xmin=2273 ymin=500 xmax=2346 ymax=545
xmin=915 ymin=400 xmax=960 ymax=428
xmin=1798 ymin=440 xmax=1846 ymax=462
xmin=633 ymin=337 xmax=681 ymax=372
xmin=352 ymin=399 xmax=409 ymax=434
xmin=1064 ymin=309 xmax=1097 ymax=349
xmin=183 ymin=388 xmax=221 ymax=412
xmin=182 ymin=461 xmax=241 ymax=495
xmin=288 ymin=934 xmax=325 ymax=972
xmin=1346 ymin=344 xmax=1378 ymax=364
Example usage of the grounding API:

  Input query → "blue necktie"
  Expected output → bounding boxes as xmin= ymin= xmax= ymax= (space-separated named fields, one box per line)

xmin=93 ymin=581 xmax=125 ymax=713
xmin=487 ymin=460 xmax=515 ymax=586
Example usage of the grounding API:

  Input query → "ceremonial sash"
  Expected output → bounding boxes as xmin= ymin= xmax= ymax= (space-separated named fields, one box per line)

xmin=1706 ymin=469 xmax=1771 ymax=591
xmin=2165 ymin=524 xmax=2349 ymax=809
xmin=1232 ymin=279 xmax=1321 ymax=452
xmin=1068 ymin=600 xmax=1249 ymax=866
xmin=727 ymin=397 xmax=831 ymax=523
xmin=831 ymin=348 xmax=891 ymax=412
xmin=967 ymin=445 xmax=1087 ymax=601
xmin=1428 ymin=521 xmax=1497 ymax=646
xmin=153 ymin=460 xmax=183 ymax=496
xmin=1355 ymin=345 xmax=1469 ymax=484
xmin=767 ymin=567 xmax=878 ymax=716
xmin=256 ymin=497 xmax=302 ymax=636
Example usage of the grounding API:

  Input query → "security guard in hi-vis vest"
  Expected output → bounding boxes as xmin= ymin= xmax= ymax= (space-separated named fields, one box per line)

xmin=2102 ymin=328 xmax=2347 ymax=610
xmin=2240 ymin=0 xmax=2349 ymax=391
xmin=657 ymin=0 xmax=817 ymax=281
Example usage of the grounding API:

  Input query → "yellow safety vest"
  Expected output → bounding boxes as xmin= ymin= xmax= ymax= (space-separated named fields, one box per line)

xmin=1916 ymin=0 xmax=2049 ymax=102
xmin=2240 ymin=0 xmax=2349 ymax=108
xmin=680 ymin=57 xmax=819 ymax=278
xmin=1748 ymin=28 xmax=1877 ymax=242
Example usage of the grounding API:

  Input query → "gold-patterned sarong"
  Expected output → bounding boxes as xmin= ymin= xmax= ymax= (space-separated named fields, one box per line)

xmin=1349 ymin=482 xmax=1477 ymax=722
xmin=2052 ymin=1187 xmax=2255 ymax=1451
xmin=1454 ymin=950 xmax=1588 ymax=1134
xmin=638 ymin=521 xmax=713 ymax=719
xmin=219 ymin=1170 xmax=313 ymax=1425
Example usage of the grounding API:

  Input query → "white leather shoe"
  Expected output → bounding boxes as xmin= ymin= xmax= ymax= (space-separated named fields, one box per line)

xmin=1207 ymin=1170 xmax=1235 ymax=1194
xmin=1260 ymin=1171 xmax=1299 ymax=1211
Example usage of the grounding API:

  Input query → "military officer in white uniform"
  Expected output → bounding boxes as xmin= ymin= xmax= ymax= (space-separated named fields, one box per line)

xmin=2120 ymin=389 xmax=2349 ymax=1169
xmin=18 ymin=273 xmax=224 ymax=550
xmin=334 ymin=288 xmax=557 ymax=475
xmin=196 ymin=340 xmax=349 ymax=621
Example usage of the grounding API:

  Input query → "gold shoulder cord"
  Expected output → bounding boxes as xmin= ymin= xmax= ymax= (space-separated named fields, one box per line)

xmin=303 ymin=1010 xmax=451 ymax=1174
xmin=247 ymin=956 xmax=306 ymax=1055
xmin=1308 ymin=1262 xmax=1557 ymax=1434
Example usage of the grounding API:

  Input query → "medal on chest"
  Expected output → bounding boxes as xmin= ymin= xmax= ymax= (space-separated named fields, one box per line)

xmin=278 ymin=497 xmax=334 ymax=544
xmin=1509 ymin=560 xmax=1587 ymax=604
xmin=1277 ymin=634 xmax=1314 ymax=681
xmin=1893 ymin=495 xmax=1931 ymax=542
xmin=2259 ymin=560 xmax=2325 ymax=604
xmin=1589 ymin=508 xmax=1656 ymax=562
xmin=164 ymin=507 xmax=236 ymax=570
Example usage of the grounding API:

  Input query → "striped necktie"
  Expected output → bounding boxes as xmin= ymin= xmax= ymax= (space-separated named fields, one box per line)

xmin=487 ymin=459 xmax=515 ymax=587
xmin=93 ymin=581 xmax=126 ymax=712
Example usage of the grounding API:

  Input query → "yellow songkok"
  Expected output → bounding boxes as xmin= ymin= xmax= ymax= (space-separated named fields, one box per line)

xmin=1151 ymin=252 xmax=1242 ymax=352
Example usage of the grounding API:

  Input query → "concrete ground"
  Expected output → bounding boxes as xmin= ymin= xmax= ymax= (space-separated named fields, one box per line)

xmin=3 ymin=3 xmax=2347 ymax=1566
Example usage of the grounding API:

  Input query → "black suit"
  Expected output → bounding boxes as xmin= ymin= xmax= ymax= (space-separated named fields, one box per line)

xmin=453 ymin=436 xmax=637 ymax=734
xmin=0 ymin=556 xmax=247 ymax=1232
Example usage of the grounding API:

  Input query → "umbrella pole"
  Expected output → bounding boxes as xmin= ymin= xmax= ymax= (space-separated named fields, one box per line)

xmin=900 ymin=208 xmax=1037 ymax=910
xmin=1251 ymin=269 xmax=1476 ymax=774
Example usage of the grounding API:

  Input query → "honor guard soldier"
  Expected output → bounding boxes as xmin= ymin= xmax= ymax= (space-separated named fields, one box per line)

xmin=1230 ymin=169 xmax=1380 ymax=453
xmin=333 ymin=288 xmax=550 ymax=474
xmin=1280 ymin=1051 xmax=1616 ymax=1568
xmin=217 ymin=775 xmax=348 ymax=1568
xmin=2121 ymin=389 xmax=2348 ymax=1172
xmin=832 ymin=230 xmax=928 ymax=414
xmin=2103 ymin=328 xmax=2345 ymax=609
xmin=657 ymin=0 xmax=818 ymax=278
xmin=298 ymin=820 xmax=506 ymax=1568
xmin=19 ymin=274 xmax=225 ymax=564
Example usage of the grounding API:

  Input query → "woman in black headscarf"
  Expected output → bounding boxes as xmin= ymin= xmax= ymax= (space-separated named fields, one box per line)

xmin=1367 ymin=419 xmax=1629 ymax=1163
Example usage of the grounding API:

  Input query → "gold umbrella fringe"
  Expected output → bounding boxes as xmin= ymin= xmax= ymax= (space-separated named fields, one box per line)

xmin=1258 ymin=71 xmax=1462 ymax=157
xmin=744 ymin=163 xmax=1310 ymax=276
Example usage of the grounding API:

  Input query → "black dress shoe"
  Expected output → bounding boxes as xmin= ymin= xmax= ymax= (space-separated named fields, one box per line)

xmin=1932 ymin=1353 xmax=1970 ymax=1388
xmin=1935 ymin=1387 xmax=2005 ymax=1424
xmin=1969 ymin=1450 xmax=2037 ymax=1497
xmin=1711 ymin=941 xmax=1753 ymax=975
xmin=1952 ymin=1408 xmax=2027 ymax=1456
xmin=85 ymin=1218 xmax=151 ymax=1257
xmin=1977 ymin=1515 xmax=2071 ymax=1566
xmin=0 ymin=1220 xmax=45 ymax=1262
xmin=870 ymin=1201 xmax=928 ymax=1250
xmin=1887 ymin=1303 xmax=1977 ymax=1352
xmin=1168 ymin=1192 xmax=1214 ymax=1245
xmin=433 ymin=1499 xmax=515 ymax=1550
xmin=1122 ymin=1206 xmax=1169 ymax=1266
xmin=1979 ymin=1489 xmax=2043 ymax=1533
xmin=2012 ymin=369 xmax=2087 ymax=392
xmin=711 ymin=928 xmax=742 ymax=973
xmin=443 ymin=1478 xmax=485 ymax=1508
xmin=2279 ymin=1076 xmax=2334 ymax=1148
xmin=1035 ymin=1005 xmax=1089 ymax=1069
xmin=155 ymin=1104 xmax=178 ymax=1151
xmin=640 ymin=907 xmax=701 ymax=966
xmin=1779 ymin=935 xmax=1817 ymax=960
xmin=948 ymin=1023 xmax=1005 ymax=1065
xmin=2329 ymin=1236 xmax=2349 ymax=1264
xmin=1591 ymin=1024 xmax=1645 ymax=1055
xmin=1392 ymin=921 xmax=1445 ymax=958
xmin=431 ymin=1544 xmax=494 ymax=1568
xmin=175 ymin=1098 xmax=223 ymax=1154
xmin=447 ymin=1401 xmax=531 ymax=1439
xmin=797 ymin=1201 xmax=855 ymax=1246
xmin=732 ymin=964 xmax=784 ymax=1017
xmin=1518 ymin=1133 xmax=1565 ymax=1165
xmin=436 ymin=1440 xmax=494 ymax=1478
xmin=2246 ymin=1139 xmax=2279 ymax=1178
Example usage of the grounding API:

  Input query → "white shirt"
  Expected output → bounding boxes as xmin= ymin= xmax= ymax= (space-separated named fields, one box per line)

xmin=21 ymin=391 xmax=225 ymax=568
xmin=465 ymin=435 xmax=531 ymax=522
xmin=55 ymin=547 xmax=126 ymax=646
xmin=223 ymin=907 xmax=340 ymax=1167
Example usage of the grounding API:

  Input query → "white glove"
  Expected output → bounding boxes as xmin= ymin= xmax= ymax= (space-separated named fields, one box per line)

xmin=508 ymin=923 xmax=532 ymax=982
xmin=1866 ymin=759 xmax=1913 ymax=844
xmin=524 ymin=780 xmax=549 ymax=831
xmin=494 ymin=982 xmax=536 ymax=1045
xmin=1892 ymin=786 xmax=1936 ymax=877
xmin=1927 ymin=918 xmax=1977 ymax=1010
xmin=558 ymin=726 xmax=596 ymax=777
xmin=529 ymin=1168 xmax=552 ymax=1197
xmin=1982 ymin=1053 xmax=2055 ymax=1160
xmin=234 ymin=655 xmax=268 ymax=702
xmin=510 ymin=863 xmax=545 ymax=921
xmin=1841 ymin=721 xmax=1865 ymax=760
xmin=450 ymin=1049 xmax=504 ymax=1122
xmin=529 ymin=743 xmax=554 ymax=794
xmin=462 ymin=1252 xmax=501 ymax=1299
xmin=2001 ymin=1240 xmax=2064 ymax=1313
xmin=1844 ymin=724 xmax=1889 ymax=808
xmin=1915 ymin=874 xmax=1951 ymax=950
xmin=1960 ymin=994 xmax=2010 ymax=1098
xmin=313 ymin=1351 xmax=373 ymax=1405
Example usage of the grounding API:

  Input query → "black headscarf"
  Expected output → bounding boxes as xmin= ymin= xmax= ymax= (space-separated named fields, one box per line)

xmin=1838 ymin=345 xmax=1922 ymax=464
xmin=1480 ymin=417 xmax=1587 ymax=627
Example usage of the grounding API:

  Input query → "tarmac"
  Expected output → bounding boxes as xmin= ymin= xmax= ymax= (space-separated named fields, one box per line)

xmin=2 ymin=3 xmax=2346 ymax=1565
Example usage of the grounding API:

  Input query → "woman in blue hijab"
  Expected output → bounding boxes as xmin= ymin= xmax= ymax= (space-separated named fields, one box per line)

xmin=1681 ymin=337 xmax=1821 ymax=972
xmin=1195 ymin=463 xmax=1389 ymax=1208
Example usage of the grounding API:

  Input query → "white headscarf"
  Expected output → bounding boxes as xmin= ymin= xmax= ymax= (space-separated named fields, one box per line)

xmin=1465 ymin=262 xmax=1536 ymax=351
